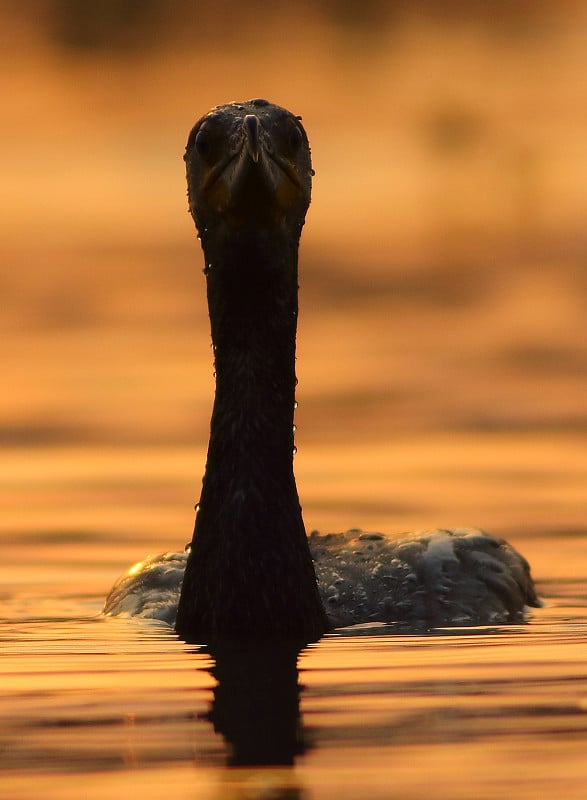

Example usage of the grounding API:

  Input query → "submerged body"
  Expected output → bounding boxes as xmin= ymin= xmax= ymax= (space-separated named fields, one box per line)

xmin=104 ymin=527 xmax=539 ymax=629
xmin=104 ymin=100 xmax=539 ymax=642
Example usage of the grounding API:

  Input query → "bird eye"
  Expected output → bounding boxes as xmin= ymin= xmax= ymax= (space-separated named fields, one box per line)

xmin=288 ymin=124 xmax=303 ymax=153
xmin=195 ymin=128 xmax=212 ymax=159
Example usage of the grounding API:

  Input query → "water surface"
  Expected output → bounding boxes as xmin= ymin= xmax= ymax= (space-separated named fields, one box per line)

xmin=2 ymin=582 xmax=587 ymax=800
xmin=3 ymin=7 xmax=587 ymax=798
xmin=2 ymin=435 xmax=586 ymax=800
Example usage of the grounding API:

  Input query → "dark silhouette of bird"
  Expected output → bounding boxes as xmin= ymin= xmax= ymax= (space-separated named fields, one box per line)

xmin=104 ymin=100 xmax=539 ymax=643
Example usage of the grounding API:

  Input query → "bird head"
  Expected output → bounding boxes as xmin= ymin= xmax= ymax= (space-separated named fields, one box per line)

xmin=184 ymin=99 xmax=313 ymax=239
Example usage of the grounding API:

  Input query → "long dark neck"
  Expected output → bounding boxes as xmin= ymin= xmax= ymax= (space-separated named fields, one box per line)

xmin=206 ymin=229 xmax=299 ymax=492
xmin=176 ymin=227 xmax=327 ymax=643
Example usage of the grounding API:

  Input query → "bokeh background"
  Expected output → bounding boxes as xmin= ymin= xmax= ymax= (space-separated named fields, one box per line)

xmin=1 ymin=1 xmax=586 ymax=597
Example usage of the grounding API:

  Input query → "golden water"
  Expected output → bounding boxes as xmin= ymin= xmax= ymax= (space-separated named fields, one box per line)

xmin=1 ymin=576 xmax=587 ymax=800
xmin=2 ymin=253 xmax=586 ymax=799
xmin=2 ymin=433 xmax=587 ymax=799
xmin=3 ymin=7 xmax=587 ymax=797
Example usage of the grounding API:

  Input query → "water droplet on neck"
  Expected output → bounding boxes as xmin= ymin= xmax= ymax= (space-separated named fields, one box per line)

xmin=293 ymin=445 xmax=298 ymax=456
xmin=294 ymin=400 xmax=298 ymax=409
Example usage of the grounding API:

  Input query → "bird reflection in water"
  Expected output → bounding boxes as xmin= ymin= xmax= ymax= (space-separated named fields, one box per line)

xmin=202 ymin=639 xmax=306 ymax=768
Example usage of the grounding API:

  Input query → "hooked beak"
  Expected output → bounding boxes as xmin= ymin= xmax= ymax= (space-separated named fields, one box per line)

xmin=243 ymin=114 xmax=260 ymax=163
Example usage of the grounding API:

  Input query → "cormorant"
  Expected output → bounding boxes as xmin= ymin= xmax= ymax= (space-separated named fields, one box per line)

xmin=104 ymin=100 xmax=539 ymax=643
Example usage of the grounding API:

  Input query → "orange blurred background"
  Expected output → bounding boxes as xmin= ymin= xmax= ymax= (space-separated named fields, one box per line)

xmin=1 ymin=2 xmax=586 ymax=590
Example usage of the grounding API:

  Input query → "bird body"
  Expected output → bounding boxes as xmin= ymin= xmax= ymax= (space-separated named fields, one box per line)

xmin=104 ymin=100 xmax=539 ymax=643
xmin=104 ymin=527 xmax=539 ymax=631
